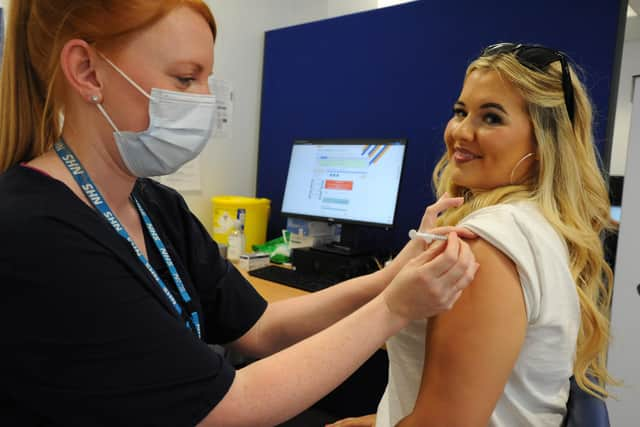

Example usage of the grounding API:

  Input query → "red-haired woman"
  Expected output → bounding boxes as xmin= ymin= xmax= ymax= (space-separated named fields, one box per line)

xmin=0 ymin=2 xmax=477 ymax=425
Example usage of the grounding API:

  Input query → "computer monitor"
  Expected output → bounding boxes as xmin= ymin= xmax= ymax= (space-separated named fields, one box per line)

xmin=609 ymin=175 xmax=624 ymax=222
xmin=605 ymin=175 xmax=623 ymax=269
xmin=281 ymin=138 xmax=407 ymax=254
xmin=610 ymin=206 xmax=621 ymax=223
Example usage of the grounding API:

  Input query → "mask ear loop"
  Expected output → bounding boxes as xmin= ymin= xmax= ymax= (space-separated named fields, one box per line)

xmin=95 ymin=103 xmax=121 ymax=134
xmin=96 ymin=51 xmax=154 ymax=101
xmin=93 ymin=52 xmax=156 ymax=133
xmin=88 ymin=92 xmax=119 ymax=134
xmin=510 ymin=152 xmax=535 ymax=185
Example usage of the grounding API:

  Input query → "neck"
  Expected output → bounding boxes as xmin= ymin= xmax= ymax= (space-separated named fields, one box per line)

xmin=60 ymin=121 xmax=137 ymax=213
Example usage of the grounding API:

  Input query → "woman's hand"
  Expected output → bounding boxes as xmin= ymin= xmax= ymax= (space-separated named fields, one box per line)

xmin=326 ymin=414 xmax=376 ymax=427
xmin=417 ymin=192 xmax=467 ymax=234
xmin=382 ymin=232 xmax=478 ymax=320
xmin=414 ymin=191 xmax=477 ymax=245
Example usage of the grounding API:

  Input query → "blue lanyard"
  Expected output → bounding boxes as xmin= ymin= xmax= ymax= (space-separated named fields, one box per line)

xmin=53 ymin=139 xmax=201 ymax=339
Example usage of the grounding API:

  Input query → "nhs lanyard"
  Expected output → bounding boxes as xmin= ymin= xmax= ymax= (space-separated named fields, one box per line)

xmin=53 ymin=139 xmax=201 ymax=339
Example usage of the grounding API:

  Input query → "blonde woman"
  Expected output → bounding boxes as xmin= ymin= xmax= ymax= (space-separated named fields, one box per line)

xmin=329 ymin=43 xmax=615 ymax=427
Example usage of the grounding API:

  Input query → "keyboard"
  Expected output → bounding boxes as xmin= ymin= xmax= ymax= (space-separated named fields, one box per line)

xmin=248 ymin=265 xmax=343 ymax=292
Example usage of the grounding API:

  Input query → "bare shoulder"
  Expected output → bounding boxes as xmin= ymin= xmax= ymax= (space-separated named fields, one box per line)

xmin=467 ymin=237 xmax=517 ymax=277
xmin=438 ymin=237 xmax=524 ymax=325
xmin=429 ymin=236 xmax=525 ymax=336
xmin=405 ymin=237 xmax=528 ymax=425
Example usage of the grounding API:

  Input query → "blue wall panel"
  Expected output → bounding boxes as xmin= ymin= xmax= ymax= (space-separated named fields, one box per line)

xmin=258 ymin=0 xmax=623 ymax=253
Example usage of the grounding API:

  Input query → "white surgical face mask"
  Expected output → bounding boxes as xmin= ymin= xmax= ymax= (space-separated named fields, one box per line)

xmin=96 ymin=53 xmax=216 ymax=177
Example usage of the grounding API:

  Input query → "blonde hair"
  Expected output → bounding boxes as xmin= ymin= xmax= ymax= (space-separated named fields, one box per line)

xmin=433 ymin=52 xmax=616 ymax=398
xmin=0 ymin=0 xmax=216 ymax=173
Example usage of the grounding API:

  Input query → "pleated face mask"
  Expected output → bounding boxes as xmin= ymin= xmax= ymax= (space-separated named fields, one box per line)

xmin=96 ymin=53 xmax=217 ymax=177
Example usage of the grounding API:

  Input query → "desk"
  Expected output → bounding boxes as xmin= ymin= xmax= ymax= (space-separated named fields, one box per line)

xmin=237 ymin=265 xmax=389 ymax=418
xmin=239 ymin=266 xmax=308 ymax=302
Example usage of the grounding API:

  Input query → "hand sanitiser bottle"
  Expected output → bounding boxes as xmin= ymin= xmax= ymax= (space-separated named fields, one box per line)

xmin=227 ymin=208 xmax=246 ymax=261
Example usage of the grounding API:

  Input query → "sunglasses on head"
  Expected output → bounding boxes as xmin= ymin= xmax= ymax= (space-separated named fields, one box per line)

xmin=480 ymin=43 xmax=575 ymax=126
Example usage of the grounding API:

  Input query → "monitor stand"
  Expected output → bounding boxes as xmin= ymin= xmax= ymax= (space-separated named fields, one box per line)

xmin=311 ymin=223 xmax=368 ymax=256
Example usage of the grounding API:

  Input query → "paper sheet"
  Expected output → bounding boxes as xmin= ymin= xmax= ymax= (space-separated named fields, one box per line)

xmin=211 ymin=78 xmax=233 ymax=139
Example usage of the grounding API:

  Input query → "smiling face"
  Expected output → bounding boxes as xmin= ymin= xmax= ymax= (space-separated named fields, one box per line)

xmin=443 ymin=69 xmax=537 ymax=191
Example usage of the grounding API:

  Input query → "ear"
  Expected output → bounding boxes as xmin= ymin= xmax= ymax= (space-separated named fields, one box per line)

xmin=59 ymin=39 xmax=104 ymax=104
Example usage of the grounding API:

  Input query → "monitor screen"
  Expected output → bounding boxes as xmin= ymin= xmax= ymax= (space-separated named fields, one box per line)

xmin=281 ymin=139 xmax=407 ymax=227
xmin=610 ymin=206 xmax=621 ymax=222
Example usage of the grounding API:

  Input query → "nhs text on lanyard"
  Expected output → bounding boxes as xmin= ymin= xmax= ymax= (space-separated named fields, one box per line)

xmin=53 ymin=139 xmax=201 ymax=339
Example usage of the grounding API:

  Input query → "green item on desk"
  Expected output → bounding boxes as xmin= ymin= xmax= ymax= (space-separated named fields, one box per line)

xmin=252 ymin=232 xmax=291 ymax=264
xmin=269 ymin=253 xmax=290 ymax=264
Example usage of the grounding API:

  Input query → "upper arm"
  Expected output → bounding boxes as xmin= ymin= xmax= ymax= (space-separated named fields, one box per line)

xmin=226 ymin=302 xmax=274 ymax=357
xmin=399 ymin=238 xmax=527 ymax=427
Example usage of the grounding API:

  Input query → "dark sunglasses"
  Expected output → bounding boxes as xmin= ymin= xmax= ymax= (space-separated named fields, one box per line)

xmin=480 ymin=43 xmax=575 ymax=126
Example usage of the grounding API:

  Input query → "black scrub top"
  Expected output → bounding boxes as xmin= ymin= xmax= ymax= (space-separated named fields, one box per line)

xmin=0 ymin=165 xmax=268 ymax=426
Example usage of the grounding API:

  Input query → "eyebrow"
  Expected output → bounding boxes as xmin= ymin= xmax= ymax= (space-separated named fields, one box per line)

xmin=455 ymin=101 xmax=509 ymax=115
xmin=172 ymin=61 xmax=205 ymax=73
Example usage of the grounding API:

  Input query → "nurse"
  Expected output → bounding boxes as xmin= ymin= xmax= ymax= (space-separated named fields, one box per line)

xmin=0 ymin=1 xmax=477 ymax=426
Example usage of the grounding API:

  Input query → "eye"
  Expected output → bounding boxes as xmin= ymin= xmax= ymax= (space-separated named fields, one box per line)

xmin=175 ymin=76 xmax=196 ymax=87
xmin=453 ymin=107 xmax=467 ymax=118
xmin=483 ymin=112 xmax=503 ymax=125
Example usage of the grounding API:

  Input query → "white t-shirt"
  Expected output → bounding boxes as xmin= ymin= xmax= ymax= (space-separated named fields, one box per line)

xmin=375 ymin=202 xmax=580 ymax=427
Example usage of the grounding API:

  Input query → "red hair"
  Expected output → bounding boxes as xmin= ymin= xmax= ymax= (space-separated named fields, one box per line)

xmin=0 ymin=0 xmax=216 ymax=172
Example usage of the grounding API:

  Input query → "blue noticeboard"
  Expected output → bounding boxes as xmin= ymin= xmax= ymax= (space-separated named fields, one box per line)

xmin=258 ymin=0 xmax=625 ymax=252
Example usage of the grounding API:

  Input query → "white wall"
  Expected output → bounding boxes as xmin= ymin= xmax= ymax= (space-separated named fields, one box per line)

xmin=377 ymin=0 xmax=416 ymax=7
xmin=326 ymin=0 xmax=416 ymax=17
xmin=610 ymin=16 xmax=640 ymax=175
xmin=328 ymin=0 xmax=376 ymax=17
xmin=608 ymin=75 xmax=640 ymax=426
xmin=184 ymin=0 xmax=329 ymax=231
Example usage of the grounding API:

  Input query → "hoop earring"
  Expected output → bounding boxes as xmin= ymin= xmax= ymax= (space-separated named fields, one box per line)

xmin=509 ymin=152 xmax=535 ymax=185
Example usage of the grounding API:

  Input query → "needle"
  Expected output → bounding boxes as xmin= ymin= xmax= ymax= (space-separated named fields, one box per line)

xmin=408 ymin=229 xmax=448 ymax=243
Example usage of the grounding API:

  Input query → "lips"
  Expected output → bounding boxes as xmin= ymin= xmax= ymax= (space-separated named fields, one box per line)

xmin=453 ymin=147 xmax=481 ymax=163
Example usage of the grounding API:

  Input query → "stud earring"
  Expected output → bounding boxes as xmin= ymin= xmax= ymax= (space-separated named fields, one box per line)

xmin=90 ymin=95 xmax=101 ymax=103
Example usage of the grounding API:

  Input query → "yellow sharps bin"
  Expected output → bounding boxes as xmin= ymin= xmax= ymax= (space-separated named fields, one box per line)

xmin=212 ymin=196 xmax=270 ymax=253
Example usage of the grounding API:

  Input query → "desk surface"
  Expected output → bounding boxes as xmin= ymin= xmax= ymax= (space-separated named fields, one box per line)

xmin=239 ymin=266 xmax=309 ymax=302
xmin=239 ymin=264 xmax=388 ymax=351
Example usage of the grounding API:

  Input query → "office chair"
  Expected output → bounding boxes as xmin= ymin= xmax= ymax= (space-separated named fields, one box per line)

xmin=563 ymin=376 xmax=610 ymax=427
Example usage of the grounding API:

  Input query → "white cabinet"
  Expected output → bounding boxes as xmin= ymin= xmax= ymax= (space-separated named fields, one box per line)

xmin=608 ymin=76 xmax=640 ymax=425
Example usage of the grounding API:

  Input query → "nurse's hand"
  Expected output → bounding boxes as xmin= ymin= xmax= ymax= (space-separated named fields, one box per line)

xmin=326 ymin=414 xmax=376 ymax=427
xmin=382 ymin=232 xmax=478 ymax=320
xmin=379 ymin=193 xmax=476 ymax=285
